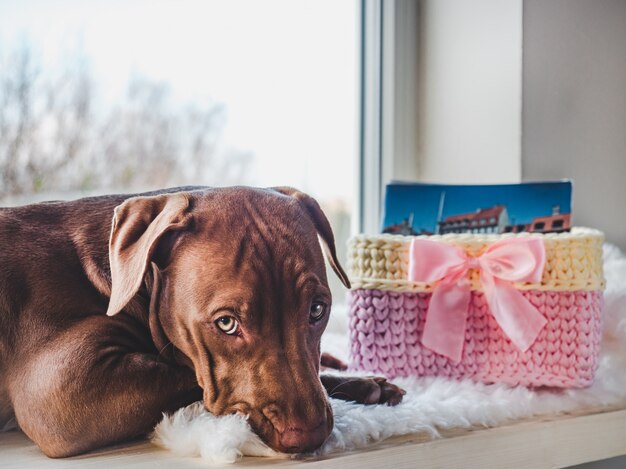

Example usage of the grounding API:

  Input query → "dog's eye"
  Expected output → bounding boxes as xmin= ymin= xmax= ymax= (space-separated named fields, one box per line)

xmin=310 ymin=302 xmax=327 ymax=323
xmin=215 ymin=316 xmax=239 ymax=335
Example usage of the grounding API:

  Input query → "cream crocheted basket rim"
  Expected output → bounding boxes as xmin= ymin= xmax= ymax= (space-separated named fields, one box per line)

xmin=347 ymin=227 xmax=605 ymax=293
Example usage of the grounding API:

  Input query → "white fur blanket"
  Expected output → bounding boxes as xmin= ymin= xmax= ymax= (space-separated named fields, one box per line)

xmin=152 ymin=244 xmax=626 ymax=465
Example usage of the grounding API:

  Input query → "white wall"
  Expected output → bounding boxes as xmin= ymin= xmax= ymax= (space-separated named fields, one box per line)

xmin=522 ymin=0 xmax=626 ymax=251
xmin=416 ymin=0 xmax=523 ymax=183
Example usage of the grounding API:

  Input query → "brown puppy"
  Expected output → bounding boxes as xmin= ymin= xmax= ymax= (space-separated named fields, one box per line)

xmin=0 ymin=186 xmax=403 ymax=458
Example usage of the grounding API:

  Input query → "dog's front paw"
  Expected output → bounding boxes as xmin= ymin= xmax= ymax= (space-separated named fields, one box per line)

xmin=369 ymin=377 xmax=405 ymax=406
xmin=320 ymin=375 xmax=406 ymax=406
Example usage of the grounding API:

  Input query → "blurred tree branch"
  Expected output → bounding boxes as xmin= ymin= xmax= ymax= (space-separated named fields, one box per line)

xmin=0 ymin=41 xmax=250 ymax=199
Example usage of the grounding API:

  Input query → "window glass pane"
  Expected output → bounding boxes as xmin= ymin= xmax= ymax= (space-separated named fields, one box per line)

xmin=0 ymin=0 xmax=357 ymax=301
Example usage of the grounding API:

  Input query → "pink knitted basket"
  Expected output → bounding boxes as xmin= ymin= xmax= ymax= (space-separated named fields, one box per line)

xmin=348 ymin=289 xmax=602 ymax=387
xmin=347 ymin=229 xmax=605 ymax=388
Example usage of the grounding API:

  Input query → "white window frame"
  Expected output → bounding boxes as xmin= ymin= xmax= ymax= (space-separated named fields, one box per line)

xmin=357 ymin=1 xmax=524 ymax=234
xmin=358 ymin=0 xmax=419 ymax=234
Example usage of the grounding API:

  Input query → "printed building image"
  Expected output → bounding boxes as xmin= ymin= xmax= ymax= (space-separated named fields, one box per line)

xmin=525 ymin=205 xmax=571 ymax=233
xmin=383 ymin=213 xmax=419 ymax=235
xmin=383 ymin=213 xmax=434 ymax=236
xmin=438 ymin=205 xmax=510 ymax=234
xmin=383 ymin=199 xmax=571 ymax=237
xmin=503 ymin=205 xmax=571 ymax=233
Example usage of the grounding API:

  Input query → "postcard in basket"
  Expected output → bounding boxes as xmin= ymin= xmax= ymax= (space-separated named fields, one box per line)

xmin=382 ymin=180 xmax=572 ymax=236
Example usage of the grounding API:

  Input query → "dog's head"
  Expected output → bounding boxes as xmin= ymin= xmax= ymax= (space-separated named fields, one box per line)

xmin=105 ymin=187 xmax=350 ymax=453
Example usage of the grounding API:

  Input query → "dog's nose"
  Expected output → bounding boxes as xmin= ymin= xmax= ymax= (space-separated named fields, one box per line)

xmin=262 ymin=404 xmax=330 ymax=453
xmin=278 ymin=421 xmax=328 ymax=453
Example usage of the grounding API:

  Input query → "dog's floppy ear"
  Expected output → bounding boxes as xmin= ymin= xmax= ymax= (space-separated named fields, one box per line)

xmin=106 ymin=193 xmax=191 ymax=316
xmin=272 ymin=186 xmax=351 ymax=289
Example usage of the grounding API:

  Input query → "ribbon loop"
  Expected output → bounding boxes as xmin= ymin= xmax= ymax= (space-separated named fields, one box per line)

xmin=408 ymin=237 xmax=547 ymax=363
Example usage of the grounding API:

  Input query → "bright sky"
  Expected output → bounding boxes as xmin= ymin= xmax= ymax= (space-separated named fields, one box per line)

xmin=0 ymin=0 xmax=358 ymax=203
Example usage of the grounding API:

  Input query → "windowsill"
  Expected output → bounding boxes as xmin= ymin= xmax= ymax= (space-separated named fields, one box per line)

xmin=3 ymin=404 xmax=626 ymax=468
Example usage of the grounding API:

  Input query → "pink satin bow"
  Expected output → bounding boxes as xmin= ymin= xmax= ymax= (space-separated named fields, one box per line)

xmin=408 ymin=237 xmax=547 ymax=363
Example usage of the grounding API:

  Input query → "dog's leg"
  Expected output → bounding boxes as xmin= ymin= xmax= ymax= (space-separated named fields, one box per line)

xmin=10 ymin=316 xmax=202 ymax=458
xmin=320 ymin=375 xmax=405 ymax=406
xmin=320 ymin=352 xmax=348 ymax=371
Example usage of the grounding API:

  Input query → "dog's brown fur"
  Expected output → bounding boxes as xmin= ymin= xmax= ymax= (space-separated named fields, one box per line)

xmin=0 ymin=186 xmax=403 ymax=458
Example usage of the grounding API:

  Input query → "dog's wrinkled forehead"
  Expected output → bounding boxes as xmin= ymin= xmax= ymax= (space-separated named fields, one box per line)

xmin=191 ymin=187 xmax=328 ymax=277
